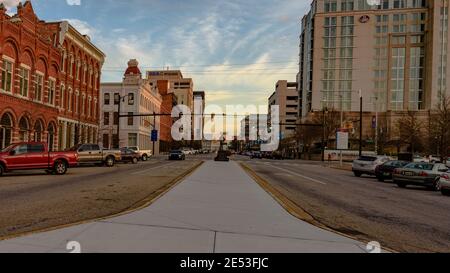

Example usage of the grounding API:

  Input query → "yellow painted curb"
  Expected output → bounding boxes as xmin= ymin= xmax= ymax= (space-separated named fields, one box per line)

xmin=240 ymin=162 xmax=397 ymax=253
xmin=0 ymin=161 xmax=204 ymax=242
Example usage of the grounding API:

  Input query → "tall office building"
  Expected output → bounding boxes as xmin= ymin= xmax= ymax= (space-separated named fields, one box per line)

xmin=298 ymin=0 xmax=449 ymax=120
xmin=268 ymin=80 xmax=299 ymax=140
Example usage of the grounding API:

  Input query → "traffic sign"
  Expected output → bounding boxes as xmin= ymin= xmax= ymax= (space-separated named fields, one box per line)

xmin=151 ymin=130 xmax=158 ymax=142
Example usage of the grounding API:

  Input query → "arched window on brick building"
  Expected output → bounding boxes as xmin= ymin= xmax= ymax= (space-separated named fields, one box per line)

xmin=34 ymin=119 xmax=44 ymax=142
xmin=19 ymin=117 xmax=30 ymax=142
xmin=0 ymin=113 xmax=13 ymax=149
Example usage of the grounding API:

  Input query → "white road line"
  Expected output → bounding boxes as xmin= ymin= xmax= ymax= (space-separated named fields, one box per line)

xmin=131 ymin=162 xmax=177 ymax=175
xmin=269 ymin=165 xmax=327 ymax=185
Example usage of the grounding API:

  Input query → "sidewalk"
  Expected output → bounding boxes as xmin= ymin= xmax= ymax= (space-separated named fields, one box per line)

xmin=0 ymin=161 xmax=368 ymax=253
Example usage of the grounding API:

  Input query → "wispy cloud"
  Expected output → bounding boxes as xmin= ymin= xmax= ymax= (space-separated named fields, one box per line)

xmin=27 ymin=0 xmax=310 ymax=108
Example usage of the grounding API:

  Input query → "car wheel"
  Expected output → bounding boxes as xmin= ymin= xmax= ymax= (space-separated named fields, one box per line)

xmin=432 ymin=179 xmax=441 ymax=192
xmin=441 ymin=189 xmax=450 ymax=196
xmin=142 ymin=154 xmax=148 ymax=161
xmin=377 ymin=176 xmax=385 ymax=182
xmin=105 ymin=156 xmax=115 ymax=167
xmin=354 ymin=172 xmax=362 ymax=177
xmin=0 ymin=164 xmax=4 ymax=176
xmin=132 ymin=157 xmax=138 ymax=164
xmin=396 ymin=181 xmax=407 ymax=188
xmin=54 ymin=160 xmax=68 ymax=175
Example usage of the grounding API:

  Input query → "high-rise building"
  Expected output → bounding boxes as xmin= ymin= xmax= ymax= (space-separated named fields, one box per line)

xmin=298 ymin=0 xmax=449 ymax=118
xmin=268 ymin=80 xmax=299 ymax=140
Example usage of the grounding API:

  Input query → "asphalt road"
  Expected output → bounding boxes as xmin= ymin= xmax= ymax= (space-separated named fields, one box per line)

xmin=0 ymin=158 xmax=202 ymax=239
xmin=236 ymin=156 xmax=450 ymax=253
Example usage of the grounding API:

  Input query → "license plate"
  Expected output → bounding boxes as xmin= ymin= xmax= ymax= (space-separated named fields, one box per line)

xmin=383 ymin=172 xmax=390 ymax=176
xmin=403 ymin=171 xmax=414 ymax=176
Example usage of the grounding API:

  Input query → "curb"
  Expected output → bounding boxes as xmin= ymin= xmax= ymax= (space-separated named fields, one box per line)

xmin=0 ymin=161 xmax=204 ymax=242
xmin=239 ymin=162 xmax=396 ymax=253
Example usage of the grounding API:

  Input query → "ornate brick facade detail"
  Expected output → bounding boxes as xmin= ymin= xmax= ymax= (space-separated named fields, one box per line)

xmin=0 ymin=1 xmax=105 ymax=150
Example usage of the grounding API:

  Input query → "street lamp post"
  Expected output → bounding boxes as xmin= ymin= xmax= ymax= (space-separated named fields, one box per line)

xmin=116 ymin=93 xmax=132 ymax=149
xmin=374 ymin=96 xmax=379 ymax=155
xmin=359 ymin=90 xmax=363 ymax=157
xmin=322 ymin=107 xmax=328 ymax=162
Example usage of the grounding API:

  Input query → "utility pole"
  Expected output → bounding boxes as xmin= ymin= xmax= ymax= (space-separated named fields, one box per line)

xmin=152 ymin=111 xmax=156 ymax=155
xmin=359 ymin=90 xmax=363 ymax=157
xmin=322 ymin=107 xmax=327 ymax=162
xmin=374 ymin=96 xmax=379 ymax=155
xmin=340 ymin=94 xmax=344 ymax=166
xmin=116 ymin=95 xmax=121 ymax=149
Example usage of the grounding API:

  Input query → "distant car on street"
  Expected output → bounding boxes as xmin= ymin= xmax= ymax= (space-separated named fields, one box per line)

xmin=439 ymin=170 xmax=450 ymax=196
xmin=120 ymin=148 xmax=140 ymax=164
xmin=375 ymin=160 xmax=410 ymax=182
xmin=250 ymin=151 xmax=263 ymax=159
xmin=69 ymin=144 xmax=121 ymax=167
xmin=169 ymin=150 xmax=186 ymax=161
xmin=393 ymin=162 xmax=449 ymax=191
xmin=0 ymin=142 xmax=78 ymax=176
xmin=352 ymin=156 xmax=391 ymax=177
xmin=123 ymin=146 xmax=152 ymax=161
xmin=181 ymin=148 xmax=194 ymax=155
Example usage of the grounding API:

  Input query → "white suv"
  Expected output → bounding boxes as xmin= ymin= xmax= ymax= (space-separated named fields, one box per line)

xmin=352 ymin=156 xmax=391 ymax=177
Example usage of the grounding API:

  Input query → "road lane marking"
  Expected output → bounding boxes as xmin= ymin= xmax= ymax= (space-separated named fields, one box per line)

xmin=270 ymin=165 xmax=327 ymax=185
xmin=131 ymin=162 xmax=178 ymax=175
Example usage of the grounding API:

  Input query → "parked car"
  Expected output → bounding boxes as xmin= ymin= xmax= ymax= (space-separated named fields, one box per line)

xmin=123 ymin=146 xmax=152 ymax=161
xmin=169 ymin=150 xmax=186 ymax=160
xmin=414 ymin=155 xmax=441 ymax=163
xmin=440 ymin=171 xmax=450 ymax=196
xmin=0 ymin=142 xmax=78 ymax=176
xmin=446 ymin=157 xmax=450 ymax=168
xmin=352 ymin=156 xmax=391 ymax=177
xmin=250 ymin=151 xmax=263 ymax=159
xmin=393 ymin=162 xmax=449 ymax=191
xmin=181 ymin=148 xmax=193 ymax=155
xmin=69 ymin=144 xmax=121 ymax=167
xmin=120 ymin=148 xmax=140 ymax=164
xmin=375 ymin=160 xmax=410 ymax=182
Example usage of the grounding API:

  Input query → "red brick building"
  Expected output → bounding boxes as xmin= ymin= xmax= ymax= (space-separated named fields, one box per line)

xmin=155 ymin=80 xmax=177 ymax=152
xmin=0 ymin=1 xmax=105 ymax=151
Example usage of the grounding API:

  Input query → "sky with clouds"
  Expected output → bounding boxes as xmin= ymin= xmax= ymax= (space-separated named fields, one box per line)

xmin=3 ymin=0 xmax=309 ymax=109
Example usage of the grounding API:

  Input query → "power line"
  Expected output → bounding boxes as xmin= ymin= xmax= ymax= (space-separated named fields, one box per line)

xmin=102 ymin=60 xmax=298 ymax=69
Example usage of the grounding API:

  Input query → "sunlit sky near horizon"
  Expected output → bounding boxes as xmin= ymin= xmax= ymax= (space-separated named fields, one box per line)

xmin=2 ymin=0 xmax=310 ymax=110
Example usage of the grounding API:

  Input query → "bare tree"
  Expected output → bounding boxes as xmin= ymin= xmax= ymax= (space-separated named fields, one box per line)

xmin=429 ymin=95 xmax=450 ymax=160
xmin=296 ymin=109 xmax=340 ymax=158
xmin=396 ymin=111 xmax=424 ymax=154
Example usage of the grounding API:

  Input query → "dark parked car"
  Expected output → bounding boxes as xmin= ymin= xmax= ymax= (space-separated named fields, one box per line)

xmin=393 ymin=162 xmax=449 ymax=191
xmin=169 ymin=150 xmax=185 ymax=161
xmin=375 ymin=160 xmax=410 ymax=182
xmin=250 ymin=151 xmax=262 ymax=159
xmin=120 ymin=148 xmax=139 ymax=164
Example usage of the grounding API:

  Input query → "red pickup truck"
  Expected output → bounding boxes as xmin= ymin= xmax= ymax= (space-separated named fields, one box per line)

xmin=0 ymin=142 xmax=78 ymax=176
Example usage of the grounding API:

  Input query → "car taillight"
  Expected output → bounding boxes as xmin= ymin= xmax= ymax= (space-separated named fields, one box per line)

xmin=394 ymin=169 xmax=400 ymax=174
xmin=419 ymin=172 xmax=428 ymax=177
xmin=442 ymin=174 xmax=450 ymax=180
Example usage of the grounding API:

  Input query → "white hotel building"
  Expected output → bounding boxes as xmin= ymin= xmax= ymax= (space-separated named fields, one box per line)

xmin=100 ymin=60 xmax=162 ymax=154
